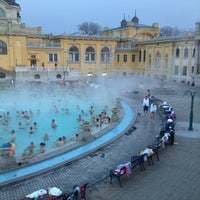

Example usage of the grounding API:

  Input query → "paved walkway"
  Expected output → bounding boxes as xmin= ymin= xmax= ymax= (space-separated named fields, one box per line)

xmin=88 ymin=136 xmax=200 ymax=200
xmin=176 ymin=122 xmax=200 ymax=138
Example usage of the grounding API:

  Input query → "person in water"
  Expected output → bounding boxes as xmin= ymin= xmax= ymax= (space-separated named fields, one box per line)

xmin=33 ymin=122 xmax=37 ymax=131
xmin=10 ymin=130 xmax=16 ymax=143
xmin=56 ymin=137 xmax=64 ymax=147
xmin=29 ymin=126 xmax=34 ymax=134
xmin=43 ymin=133 xmax=49 ymax=142
xmin=26 ymin=142 xmax=35 ymax=156
xmin=40 ymin=142 xmax=46 ymax=153
xmin=51 ymin=119 xmax=57 ymax=129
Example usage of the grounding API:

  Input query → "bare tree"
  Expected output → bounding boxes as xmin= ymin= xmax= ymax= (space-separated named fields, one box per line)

xmin=160 ymin=26 xmax=181 ymax=37
xmin=78 ymin=22 xmax=102 ymax=35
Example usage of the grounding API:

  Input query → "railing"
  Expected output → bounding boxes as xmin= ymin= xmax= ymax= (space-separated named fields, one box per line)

xmin=15 ymin=66 xmax=68 ymax=72
xmin=27 ymin=42 xmax=61 ymax=49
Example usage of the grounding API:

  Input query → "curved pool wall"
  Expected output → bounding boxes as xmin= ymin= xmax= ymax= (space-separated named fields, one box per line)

xmin=0 ymin=102 xmax=135 ymax=186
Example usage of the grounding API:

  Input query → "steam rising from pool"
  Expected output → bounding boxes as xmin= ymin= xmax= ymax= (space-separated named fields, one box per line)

xmin=0 ymin=73 xmax=161 ymax=157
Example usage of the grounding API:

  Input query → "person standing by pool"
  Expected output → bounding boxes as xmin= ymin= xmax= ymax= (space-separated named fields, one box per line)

xmin=150 ymin=103 xmax=157 ymax=119
xmin=142 ymin=96 xmax=150 ymax=113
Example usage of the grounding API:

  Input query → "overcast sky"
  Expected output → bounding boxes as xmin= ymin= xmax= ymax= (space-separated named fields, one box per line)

xmin=17 ymin=0 xmax=200 ymax=34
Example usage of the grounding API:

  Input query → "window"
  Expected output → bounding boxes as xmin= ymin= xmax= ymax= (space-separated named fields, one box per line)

xmin=155 ymin=51 xmax=161 ymax=68
xmin=139 ymin=50 xmax=142 ymax=62
xmin=192 ymin=48 xmax=196 ymax=58
xmin=176 ymin=48 xmax=180 ymax=58
xmin=0 ymin=8 xmax=6 ymax=18
xmin=54 ymin=54 xmax=58 ymax=62
xmin=69 ymin=46 xmax=79 ymax=63
xmin=85 ymin=47 xmax=95 ymax=62
xmin=143 ymin=50 xmax=146 ymax=62
xmin=101 ymin=47 xmax=110 ymax=63
xmin=0 ymin=40 xmax=7 ymax=55
xmin=174 ymin=65 xmax=179 ymax=75
xmin=124 ymin=54 xmax=127 ymax=63
xmin=49 ymin=54 xmax=53 ymax=62
xmin=49 ymin=53 xmax=58 ymax=62
xmin=184 ymin=48 xmax=189 ymax=59
xmin=132 ymin=55 xmax=135 ymax=62
xmin=117 ymin=54 xmax=120 ymax=63
xmin=0 ymin=72 xmax=6 ymax=79
xmin=192 ymin=66 xmax=195 ymax=74
xmin=182 ymin=66 xmax=187 ymax=76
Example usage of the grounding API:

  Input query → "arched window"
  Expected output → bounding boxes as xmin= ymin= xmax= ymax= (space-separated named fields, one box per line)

xmin=139 ymin=50 xmax=142 ymax=62
xmin=182 ymin=66 xmax=187 ymax=76
xmin=101 ymin=47 xmax=110 ymax=63
xmin=176 ymin=48 xmax=180 ymax=58
xmin=85 ymin=47 xmax=95 ymax=62
xmin=184 ymin=48 xmax=189 ymax=59
xmin=174 ymin=65 xmax=179 ymax=75
xmin=155 ymin=51 xmax=161 ymax=68
xmin=0 ymin=8 xmax=6 ymax=18
xmin=69 ymin=46 xmax=79 ymax=63
xmin=165 ymin=54 xmax=169 ymax=68
xmin=0 ymin=40 xmax=7 ymax=55
xmin=143 ymin=50 xmax=146 ymax=62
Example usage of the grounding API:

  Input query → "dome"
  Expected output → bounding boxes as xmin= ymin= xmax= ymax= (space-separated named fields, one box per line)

xmin=121 ymin=19 xmax=127 ymax=28
xmin=132 ymin=10 xmax=139 ymax=24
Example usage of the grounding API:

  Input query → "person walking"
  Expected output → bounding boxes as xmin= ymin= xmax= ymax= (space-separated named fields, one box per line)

xmin=150 ymin=103 xmax=157 ymax=119
xmin=142 ymin=96 xmax=150 ymax=113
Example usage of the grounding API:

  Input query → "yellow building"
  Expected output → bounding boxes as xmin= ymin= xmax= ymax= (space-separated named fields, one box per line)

xmin=0 ymin=0 xmax=199 ymax=83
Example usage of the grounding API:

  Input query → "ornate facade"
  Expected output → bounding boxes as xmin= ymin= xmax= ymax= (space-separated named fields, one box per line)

xmin=0 ymin=0 xmax=199 ymax=83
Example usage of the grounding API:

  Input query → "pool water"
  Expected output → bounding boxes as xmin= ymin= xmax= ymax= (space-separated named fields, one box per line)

xmin=0 ymin=82 xmax=115 ymax=157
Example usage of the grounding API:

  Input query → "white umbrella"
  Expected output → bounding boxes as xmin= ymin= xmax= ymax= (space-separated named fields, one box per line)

xmin=48 ymin=187 xmax=62 ymax=196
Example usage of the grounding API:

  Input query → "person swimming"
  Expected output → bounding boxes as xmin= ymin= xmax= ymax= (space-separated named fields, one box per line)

xmin=40 ymin=142 xmax=46 ymax=153
xmin=51 ymin=119 xmax=57 ymax=129
xmin=26 ymin=142 xmax=35 ymax=156
xmin=62 ymin=136 xmax=67 ymax=144
xmin=43 ymin=133 xmax=49 ymax=142
xmin=10 ymin=130 xmax=16 ymax=143
xmin=56 ymin=137 xmax=64 ymax=147
xmin=18 ymin=122 xmax=24 ymax=129
xmin=29 ymin=126 xmax=34 ymax=134
xmin=33 ymin=122 xmax=37 ymax=131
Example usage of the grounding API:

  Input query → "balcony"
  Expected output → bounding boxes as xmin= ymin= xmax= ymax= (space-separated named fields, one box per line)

xmin=27 ymin=41 xmax=61 ymax=49
xmin=116 ymin=43 xmax=138 ymax=51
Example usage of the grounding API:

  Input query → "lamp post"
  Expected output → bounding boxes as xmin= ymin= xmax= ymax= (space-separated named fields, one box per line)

xmin=188 ymin=83 xmax=196 ymax=131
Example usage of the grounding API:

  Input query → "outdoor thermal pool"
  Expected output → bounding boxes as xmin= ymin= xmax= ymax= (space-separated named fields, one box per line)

xmin=0 ymin=81 xmax=117 ymax=159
